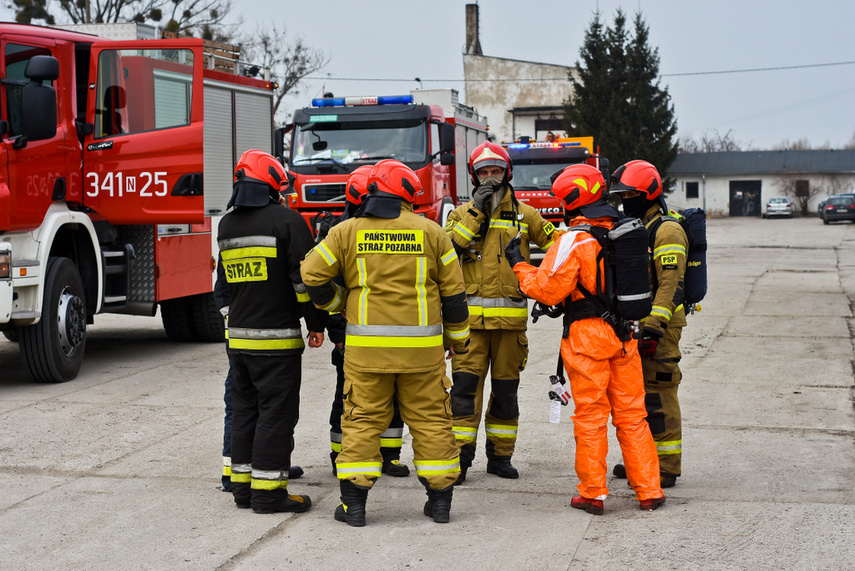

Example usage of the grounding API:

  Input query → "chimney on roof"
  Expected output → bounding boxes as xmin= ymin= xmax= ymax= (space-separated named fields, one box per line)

xmin=465 ymin=4 xmax=483 ymax=56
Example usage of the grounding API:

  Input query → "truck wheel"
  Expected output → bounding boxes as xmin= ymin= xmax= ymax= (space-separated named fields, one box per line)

xmin=3 ymin=330 xmax=18 ymax=343
xmin=189 ymin=292 xmax=225 ymax=342
xmin=160 ymin=298 xmax=197 ymax=342
xmin=19 ymin=257 xmax=87 ymax=382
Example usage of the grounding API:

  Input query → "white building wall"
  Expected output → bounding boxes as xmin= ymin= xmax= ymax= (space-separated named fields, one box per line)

xmin=463 ymin=54 xmax=576 ymax=142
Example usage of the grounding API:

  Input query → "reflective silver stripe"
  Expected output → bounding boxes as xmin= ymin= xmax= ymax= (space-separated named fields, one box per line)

xmin=467 ymin=296 xmax=527 ymax=309
xmin=293 ymin=281 xmax=307 ymax=293
xmin=346 ymin=324 xmax=443 ymax=337
xmin=252 ymin=468 xmax=287 ymax=479
xmin=232 ymin=463 xmax=251 ymax=474
xmin=617 ymin=292 xmax=651 ymax=301
xmin=228 ymin=327 xmax=302 ymax=339
xmin=380 ymin=427 xmax=404 ymax=438
xmin=218 ymin=235 xmax=277 ymax=250
xmin=330 ymin=431 xmax=342 ymax=444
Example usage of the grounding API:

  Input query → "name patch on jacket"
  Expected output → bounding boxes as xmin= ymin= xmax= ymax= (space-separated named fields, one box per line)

xmin=224 ymin=259 xmax=268 ymax=282
xmin=661 ymin=254 xmax=678 ymax=269
xmin=356 ymin=229 xmax=425 ymax=254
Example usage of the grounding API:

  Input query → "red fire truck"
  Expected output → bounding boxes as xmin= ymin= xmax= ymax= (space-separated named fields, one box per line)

xmin=503 ymin=136 xmax=609 ymax=227
xmin=276 ymin=89 xmax=488 ymax=234
xmin=0 ymin=23 xmax=275 ymax=382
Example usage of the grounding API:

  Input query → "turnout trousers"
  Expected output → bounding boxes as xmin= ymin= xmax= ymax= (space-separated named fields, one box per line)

xmin=337 ymin=361 xmax=459 ymax=490
xmin=230 ymin=352 xmax=301 ymax=487
xmin=642 ymin=325 xmax=683 ymax=477
xmin=561 ymin=331 xmax=662 ymax=501
xmin=450 ymin=329 xmax=528 ymax=457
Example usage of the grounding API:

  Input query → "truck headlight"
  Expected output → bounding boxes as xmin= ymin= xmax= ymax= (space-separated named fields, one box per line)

xmin=0 ymin=252 xmax=10 ymax=279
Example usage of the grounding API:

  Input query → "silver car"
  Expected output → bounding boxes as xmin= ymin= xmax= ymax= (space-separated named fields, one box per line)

xmin=763 ymin=196 xmax=793 ymax=218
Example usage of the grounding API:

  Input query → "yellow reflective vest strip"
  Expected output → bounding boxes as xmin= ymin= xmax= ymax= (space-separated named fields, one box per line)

xmin=467 ymin=296 xmax=528 ymax=318
xmin=445 ymin=324 xmax=470 ymax=340
xmin=651 ymin=305 xmax=673 ymax=320
xmin=227 ymin=326 xmax=304 ymax=351
xmin=319 ymin=282 xmax=345 ymax=312
xmin=220 ymin=246 xmax=277 ymax=260
xmin=416 ymin=257 xmax=427 ymax=326
xmin=653 ymin=243 xmax=687 ymax=259
xmin=357 ymin=258 xmax=369 ymax=324
xmin=441 ymin=249 xmax=457 ymax=266
xmin=454 ymin=222 xmax=476 ymax=241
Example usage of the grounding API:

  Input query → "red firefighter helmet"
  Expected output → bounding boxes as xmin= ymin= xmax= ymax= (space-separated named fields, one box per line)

xmin=468 ymin=141 xmax=512 ymax=186
xmin=234 ymin=149 xmax=287 ymax=191
xmin=550 ymin=164 xmax=619 ymax=219
xmin=610 ymin=159 xmax=662 ymax=200
xmin=367 ymin=159 xmax=422 ymax=203
xmin=346 ymin=165 xmax=373 ymax=206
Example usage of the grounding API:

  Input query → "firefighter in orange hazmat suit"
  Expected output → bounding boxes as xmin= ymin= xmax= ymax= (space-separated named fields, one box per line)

xmin=301 ymin=160 xmax=470 ymax=526
xmin=505 ymin=164 xmax=665 ymax=514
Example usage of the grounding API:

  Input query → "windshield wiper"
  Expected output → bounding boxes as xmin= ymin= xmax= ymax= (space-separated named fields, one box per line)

xmin=352 ymin=155 xmax=395 ymax=161
xmin=293 ymin=156 xmax=345 ymax=165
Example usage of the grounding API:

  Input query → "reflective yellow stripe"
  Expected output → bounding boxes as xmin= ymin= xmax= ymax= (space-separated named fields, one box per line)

xmin=221 ymin=246 xmax=277 ymax=260
xmin=544 ymin=240 xmax=555 ymax=250
xmin=650 ymin=305 xmax=673 ymax=320
xmin=413 ymin=458 xmax=461 ymax=476
xmin=223 ymin=465 xmax=231 ymax=477
xmin=489 ymin=220 xmax=528 ymax=232
xmin=319 ymin=282 xmax=345 ymax=312
xmin=453 ymin=426 xmax=477 ymax=441
xmin=330 ymin=441 xmax=342 ymax=453
xmin=228 ymin=337 xmax=305 ymax=351
xmin=485 ymin=424 xmax=518 ymax=439
xmin=653 ymin=244 xmax=686 ymax=258
xmin=445 ymin=325 xmax=470 ymax=340
xmin=416 ymin=257 xmax=427 ymax=326
xmin=357 ymin=258 xmax=369 ymax=324
xmin=468 ymin=306 xmax=528 ymax=318
xmin=441 ymin=249 xmax=457 ymax=266
xmin=656 ymin=439 xmax=682 ymax=455
xmin=336 ymin=462 xmax=382 ymax=479
xmin=345 ymin=334 xmax=443 ymax=348
xmin=454 ymin=223 xmax=475 ymax=240
xmin=251 ymin=478 xmax=288 ymax=490
xmin=380 ymin=437 xmax=403 ymax=448
xmin=231 ymin=473 xmax=251 ymax=484
xmin=296 ymin=291 xmax=310 ymax=303
xmin=316 ymin=242 xmax=337 ymax=266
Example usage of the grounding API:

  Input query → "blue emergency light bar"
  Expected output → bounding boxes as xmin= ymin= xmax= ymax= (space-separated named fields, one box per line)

xmin=506 ymin=141 xmax=583 ymax=149
xmin=312 ymin=95 xmax=414 ymax=107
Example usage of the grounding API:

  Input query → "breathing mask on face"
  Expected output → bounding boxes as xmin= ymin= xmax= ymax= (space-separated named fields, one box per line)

xmin=620 ymin=194 xmax=651 ymax=219
xmin=478 ymin=174 xmax=504 ymax=188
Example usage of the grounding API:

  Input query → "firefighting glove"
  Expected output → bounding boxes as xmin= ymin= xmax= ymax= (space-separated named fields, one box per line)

xmin=504 ymin=234 xmax=525 ymax=267
xmin=638 ymin=328 xmax=663 ymax=360
xmin=472 ymin=184 xmax=496 ymax=214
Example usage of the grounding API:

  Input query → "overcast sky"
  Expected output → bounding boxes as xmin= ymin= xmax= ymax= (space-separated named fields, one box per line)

xmin=4 ymin=0 xmax=854 ymax=150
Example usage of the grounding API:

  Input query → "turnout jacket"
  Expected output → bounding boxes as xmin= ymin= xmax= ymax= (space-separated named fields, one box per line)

xmin=217 ymin=202 xmax=327 ymax=354
xmin=301 ymin=202 xmax=470 ymax=373
xmin=641 ymin=204 xmax=688 ymax=336
xmin=444 ymin=186 xmax=560 ymax=330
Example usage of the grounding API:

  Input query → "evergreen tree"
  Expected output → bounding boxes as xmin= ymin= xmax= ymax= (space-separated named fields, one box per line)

xmin=564 ymin=10 xmax=678 ymax=192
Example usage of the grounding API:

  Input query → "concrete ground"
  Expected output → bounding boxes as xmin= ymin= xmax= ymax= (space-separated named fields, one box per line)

xmin=1 ymin=216 xmax=854 ymax=570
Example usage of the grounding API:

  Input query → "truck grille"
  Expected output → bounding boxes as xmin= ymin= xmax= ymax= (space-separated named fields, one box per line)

xmin=302 ymin=183 xmax=346 ymax=203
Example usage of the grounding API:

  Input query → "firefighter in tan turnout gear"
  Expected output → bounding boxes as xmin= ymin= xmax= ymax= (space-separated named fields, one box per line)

xmin=610 ymin=160 xmax=688 ymax=488
xmin=444 ymin=141 xmax=561 ymax=482
xmin=302 ymin=159 xmax=470 ymax=526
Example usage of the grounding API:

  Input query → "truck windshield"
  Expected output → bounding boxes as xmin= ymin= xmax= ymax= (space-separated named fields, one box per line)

xmin=291 ymin=119 xmax=427 ymax=169
xmin=512 ymin=163 xmax=572 ymax=190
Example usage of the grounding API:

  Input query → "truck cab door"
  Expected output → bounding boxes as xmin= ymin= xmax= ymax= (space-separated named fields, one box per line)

xmin=82 ymin=40 xmax=204 ymax=224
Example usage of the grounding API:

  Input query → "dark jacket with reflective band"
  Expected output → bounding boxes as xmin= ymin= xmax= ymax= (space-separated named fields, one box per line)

xmin=301 ymin=202 xmax=470 ymax=373
xmin=642 ymin=204 xmax=688 ymax=335
xmin=444 ymin=186 xmax=560 ymax=330
xmin=217 ymin=203 xmax=328 ymax=354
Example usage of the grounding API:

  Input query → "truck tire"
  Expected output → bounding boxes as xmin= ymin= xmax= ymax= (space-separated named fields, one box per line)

xmin=3 ymin=330 xmax=18 ymax=343
xmin=189 ymin=292 xmax=225 ymax=342
xmin=19 ymin=257 xmax=87 ymax=382
xmin=160 ymin=298 xmax=197 ymax=342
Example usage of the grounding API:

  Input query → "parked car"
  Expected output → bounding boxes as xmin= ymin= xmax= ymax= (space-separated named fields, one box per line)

xmin=820 ymin=194 xmax=855 ymax=224
xmin=821 ymin=194 xmax=855 ymax=224
xmin=763 ymin=196 xmax=793 ymax=218
xmin=817 ymin=198 xmax=828 ymax=215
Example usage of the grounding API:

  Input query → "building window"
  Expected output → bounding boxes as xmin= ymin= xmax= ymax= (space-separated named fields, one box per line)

xmin=686 ymin=181 xmax=699 ymax=199
xmin=796 ymin=180 xmax=809 ymax=197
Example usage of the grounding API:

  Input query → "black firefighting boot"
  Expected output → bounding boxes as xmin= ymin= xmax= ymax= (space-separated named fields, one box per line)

xmin=232 ymin=482 xmax=251 ymax=509
xmin=288 ymin=466 xmax=304 ymax=479
xmin=420 ymin=478 xmax=453 ymax=524
xmin=251 ymin=488 xmax=312 ymax=514
xmin=381 ymin=448 xmax=410 ymax=477
xmin=486 ymin=440 xmax=519 ymax=479
xmin=334 ymin=479 xmax=369 ymax=527
xmin=454 ymin=444 xmax=476 ymax=485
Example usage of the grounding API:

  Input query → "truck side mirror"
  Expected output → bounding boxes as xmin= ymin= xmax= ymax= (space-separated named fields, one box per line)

xmin=25 ymin=55 xmax=59 ymax=82
xmin=20 ymin=81 xmax=57 ymax=143
xmin=439 ymin=123 xmax=455 ymax=154
xmin=274 ymin=126 xmax=288 ymax=163
xmin=440 ymin=153 xmax=455 ymax=166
